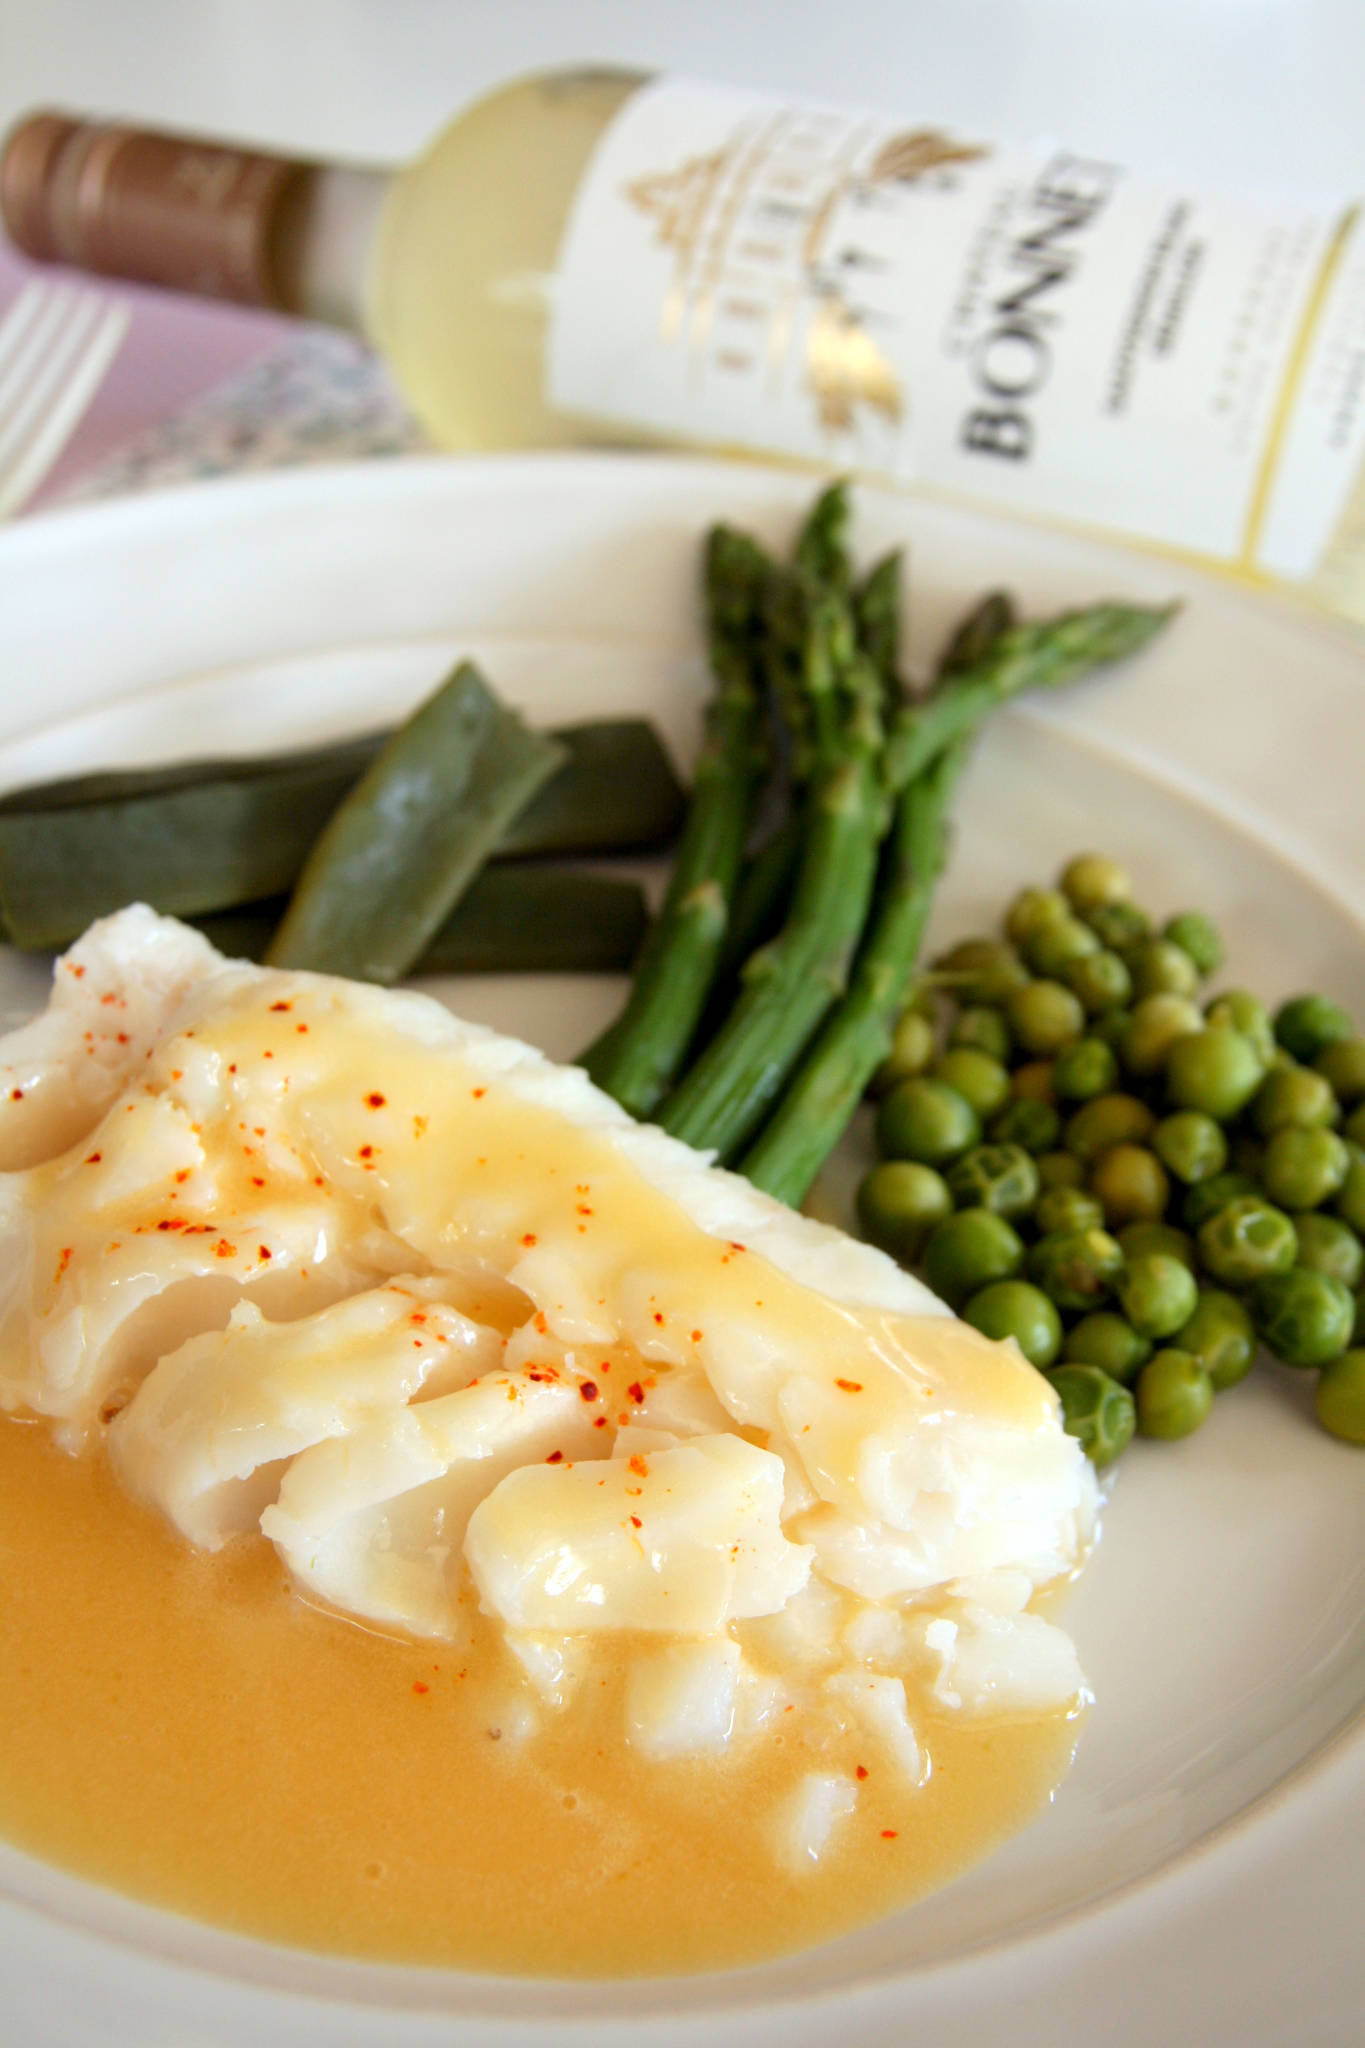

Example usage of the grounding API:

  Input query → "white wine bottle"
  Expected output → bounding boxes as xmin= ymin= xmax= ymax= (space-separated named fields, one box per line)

xmin=6 ymin=70 xmax=1365 ymax=624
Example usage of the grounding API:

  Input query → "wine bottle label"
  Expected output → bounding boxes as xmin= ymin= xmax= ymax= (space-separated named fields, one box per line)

xmin=548 ymin=78 xmax=1365 ymax=580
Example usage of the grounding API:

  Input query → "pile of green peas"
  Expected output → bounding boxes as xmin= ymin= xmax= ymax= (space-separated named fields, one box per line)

xmin=857 ymin=852 xmax=1365 ymax=1469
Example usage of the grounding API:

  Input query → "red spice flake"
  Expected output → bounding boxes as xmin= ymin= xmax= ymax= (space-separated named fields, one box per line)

xmin=258 ymin=1246 xmax=272 ymax=1261
xmin=251 ymin=1176 xmax=265 ymax=1188
xmin=579 ymin=1381 xmax=599 ymax=1402
xmin=84 ymin=1151 xmax=101 ymax=1165
xmin=365 ymin=1092 xmax=386 ymax=1108
xmin=690 ymin=1329 xmax=703 ymax=1343
xmin=54 ymin=1246 xmax=73 ymax=1282
xmin=629 ymin=1515 xmax=642 ymax=1529
xmin=836 ymin=1378 xmax=864 ymax=1394
xmin=412 ymin=1337 xmax=424 ymax=1349
xmin=595 ymin=1416 xmax=609 ymax=1428
xmin=471 ymin=1087 xmax=486 ymax=1100
xmin=155 ymin=1219 xmax=186 ymax=1233
xmin=855 ymin=1764 xmax=869 ymax=1781
xmin=68 ymin=964 xmax=85 ymax=977
xmin=262 ymin=1049 xmax=274 ymax=1060
xmin=628 ymin=1454 xmax=649 ymax=1478
xmin=269 ymin=1001 xmax=292 ymax=1013
xmin=100 ymin=992 xmax=118 ymax=1006
xmin=228 ymin=1063 xmax=238 ymax=1074
xmin=545 ymin=1450 xmax=564 ymax=1464
xmin=296 ymin=1023 xmax=309 ymax=1034
xmin=358 ymin=1145 xmax=374 ymax=1160
xmin=8 ymin=1087 xmax=22 ymax=1102
xmin=652 ymin=1311 xmax=665 ymax=1326
xmin=533 ymin=1312 xmax=548 ymax=1334
xmin=880 ymin=1830 xmax=899 ymax=1840
xmin=729 ymin=1241 xmax=747 ymax=1253
xmin=214 ymin=1239 xmax=237 ymax=1260
xmin=174 ymin=1169 xmax=190 ymax=1184
xmin=253 ymin=1126 xmax=266 ymax=1138
xmin=576 ymin=1203 xmax=593 ymax=1217
xmin=521 ymin=1233 xmax=538 ymax=1248
xmin=410 ymin=1312 xmax=427 ymax=1325
xmin=313 ymin=1175 xmax=326 ymax=1188
xmin=115 ymin=1032 xmax=130 ymax=1045
xmin=627 ymin=1381 xmax=645 ymax=1405
xmin=412 ymin=1680 xmax=430 ymax=1696
xmin=413 ymin=1115 xmax=428 ymax=1137
xmin=169 ymin=1068 xmax=183 ymax=1081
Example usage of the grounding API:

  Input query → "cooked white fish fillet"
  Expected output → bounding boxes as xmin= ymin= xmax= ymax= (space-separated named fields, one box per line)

xmin=0 ymin=907 xmax=1097 ymax=1841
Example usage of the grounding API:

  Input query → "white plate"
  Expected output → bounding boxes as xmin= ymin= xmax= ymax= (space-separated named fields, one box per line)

xmin=2 ymin=454 xmax=1363 ymax=2048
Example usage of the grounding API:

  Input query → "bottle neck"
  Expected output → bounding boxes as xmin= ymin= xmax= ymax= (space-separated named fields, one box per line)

xmin=0 ymin=110 xmax=388 ymax=332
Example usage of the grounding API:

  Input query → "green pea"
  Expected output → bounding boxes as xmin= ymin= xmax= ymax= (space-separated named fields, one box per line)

xmin=870 ymin=1009 xmax=937 ymax=1095
xmin=1047 ymin=1364 xmax=1136 ymax=1467
xmin=1315 ymin=1350 xmax=1365 ymax=1444
xmin=1337 ymin=1153 xmax=1365 ymax=1236
xmin=1024 ymin=916 xmax=1100 ymax=980
xmin=876 ymin=1076 xmax=981 ymax=1165
xmin=1314 ymin=1036 xmax=1365 ymax=1106
xmin=1027 ymin=1226 xmax=1123 ymax=1312
xmin=1004 ymin=886 xmax=1069 ymax=950
xmin=1274 ymin=993 xmax=1353 ymax=1065
xmin=1089 ymin=1005 xmax=1134 ymax=1050
xmin=1035 ymin=1186 xmax=1104 ymax=1237
xmin=933 ymin=1047 xmax=1012 ymax=1121
xmin=1259 ymin=1125 xmax=1350 ymax=1211
xmin=1205 ymin=988 xmax=1275 ymax=1068
xmin=1064 ymin=948 xmax=1132 ymax=1017
xmin=1165 ymin=1027 xmax=1263 ymax=1122
xmin=1292 ymin=1212 xmax=1365 ymax=1290
xmin=1064 ymin=1092 xmax=1155 ymax=1164
xmin=1162 ymin=911 xmax=1223 ymax=978
xmin=1083 ymin=899 xmax=1150 ymax=952
xmin=1174 ymin=1288 xmax=1256 ymax=1390
xmin=1181 ymin=1170 xmax=1260 ymax=1233
xmin=1090 ymin=1144 xmax=1171 ymax=1227
xmin=1006 ymin=980 xmax=1086 ymax=1057
xmin=1345 ymin=1103 xmax=1365 ymax=1148
xmin=1036 ymin=1150 xmax=1085 ymax=1192
xmin=1136 ymin=1349 xmax=1213 ymax=1438
xmin=1151 ymin=1111 xmax=1227 ymax=1184
xmin=949 ymin=1005 xmax=1012 ymax=1063
xmin=1060 ymin=853 xmax=1133 ymax=913
xmin=857 ymin=1161 xmax=953 ymax=1262
xmin=1251 ymin=1267 xmax=1354 ymax=1369
xmin=1197 ymin=1195 xmax=1298 ymax=1286
xmin=1062 ymin=1312 xmax=1153 ymax=1385
xmin=1052 ymin=1036 xmax=1120 ymax=1103
xmin=934 ymin=937 xmax=1030 ymax=1005
xmin=1127 ymin=938 xmax=1200 ymax=1001
xmin=989 ymin=1097 xmax=1061 ymax=1155
xmin=1252 ymin=1064 xmax=1339 ymax=1137
xmin=1116 ymin=1253 xmax=1199 ymax=1340
xmin=1121 ymin=994 xmax=1202 ymax=1077
xmin=921 ymin=1209 xmax=1025 ymax=1307
xmin=964 ymin=1279 xmax=1062 ymax=1370
xmin=1117 ymin=1220 xmax=1196 ymax=1269
xmin=946 ymin=1142 xmax=1040 ymax=1220
xmin=1011 ymin=1060 xmax=1056 ymax=1102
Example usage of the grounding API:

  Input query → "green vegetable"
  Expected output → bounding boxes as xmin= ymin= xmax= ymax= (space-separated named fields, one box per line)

xmin=1181 ymin=1170 xmax=1260 ymax=1232
xmin=1006 ymin=980 xmax=1086 ymax=1056
xmin=1117 ymin=1220 xmax=1196 ymax=1269
xmin=950 ymin=1004 xmax=1012 ymax=1063
xmin=1089 ymin=1005 xmax=1134 ymax=1050
xmin=989 ymin=1097 xmax=1061 ymax=1153
xmin=1062 ymin=1312 xmax=1152 ymax=1384
xmin=1047 ymin=1364 xmax=1136 ymax=1467
xmin=1161 ymin=912 xmax=1223 ymax=978
xmin=852 ymin=549 xmax=902 ymax=692
xmin=1259 ymin=1125 xmax=1350 ymax=1210
xmin=1023 ymin=916 xmax=1099 ymax=980
xmin=933 ymin=1047 xmax=1012 ymax=1120
xmin=1292 ymin=1212 xmax=1365 ymax=1290
xmin=1060 ymin=853 xmax=1132 ymax=914
xmin=1136 ymin=1350 xmax=1213 ymax=1439
xmin=1175 ymin=1288 xmax=1256 ymax=1390
xmin=1165 ymin=1027 xmax=1264 ymax=1122
xmin=1274 ymin=994 xmax=1352 ymax=1065
xmin=1196 ymin=1195 xmax=1298 ymax=1286
xmin=870 ymin=1007 xmax=937 ymax=1095
xmin=1205 ymin=988 xmax=1275 ymax=1068
xmin=714 ymin=816 xmax=802 ymax=985
xmin=1151 ymin=1111 xmax=1227 ymax=1185
xmin=922 ymin=1209 xmax=1025 ymax=1306
xmin=1127 ymin=938 xmax=1200 ymax=1000
xmin=1036 ymin=1150 xmax=1085 ymax=1191
xmin=1005 ymin=886 xmax=1069 ymax=949
xmin=1315 ymin=1351 xmax=1365 ymax=1444
xmin=1314 ymin=1037 xmax=1365 ymax=1105
xmin=964 ymin=1280 xmax=1062 ymax=1369
xmin=1251 ymin=1267 xmax=1353 ymax=1368
xmin=583 ymin=525 xmax=771 ymax=1117
xmin=1251 ymin=1064 xmax=1338 ymax=1137
xmin=1120 ymin=994 xmax=1202 ymax=1077
xmin=1027 ymin=1226 xmax=1124 ymax=1311
xmin=1083 ymin=899 xmax=1150 ymax=951
xmin=1064 ymin=1092 xmax=1155 ymax=1163
xmin=1065 ymin=948 xmax=1132 ymax=1015
xmin=1012 ymin=1060 xmax=1057 ymax=1101
xmin=1346 ymin=1103 xmax=1365 ymax=1147
xmin=1052 ymin=1036 xmax=1119 ymax=1102
xmin=1116 ymin=1253 xmax=1200 ymax=1340
xmin=495 ymin=719 xmax=688 ymax=859
xmin=946 ymin=1143 xmax=1040 ymax=1219
xmin=856 ymin=1160 xmax=952 ymax=1262
xmin=1336 ymin=1152 xmax=1365 ymax=1235
xmin=877 ymin=1076 xmax=980 ymax=1165
xmin=933 ymin=937 xmax=1030 ymax=1005
xmin=934 ymin=588 xmax=1017 ymax=677
xmin=1035 ymin=1186 xmax=1105 ymax=1236
xmin=1090 ymin=1143 xmax=1170 ymax=1226
xmin=266 ymin=664 xmax=568 ymax=984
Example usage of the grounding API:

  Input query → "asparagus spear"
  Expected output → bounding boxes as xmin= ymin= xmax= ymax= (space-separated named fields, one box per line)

xmin=935 ymin=588 xmax=1015 ymax=677
xmin=580 ymin=525 xmax=771 ymax=1117
xmin=853 ymin=549 xmax=904 ymax=699
xmin=740 ymin=735 xmax=969 ymax=1204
